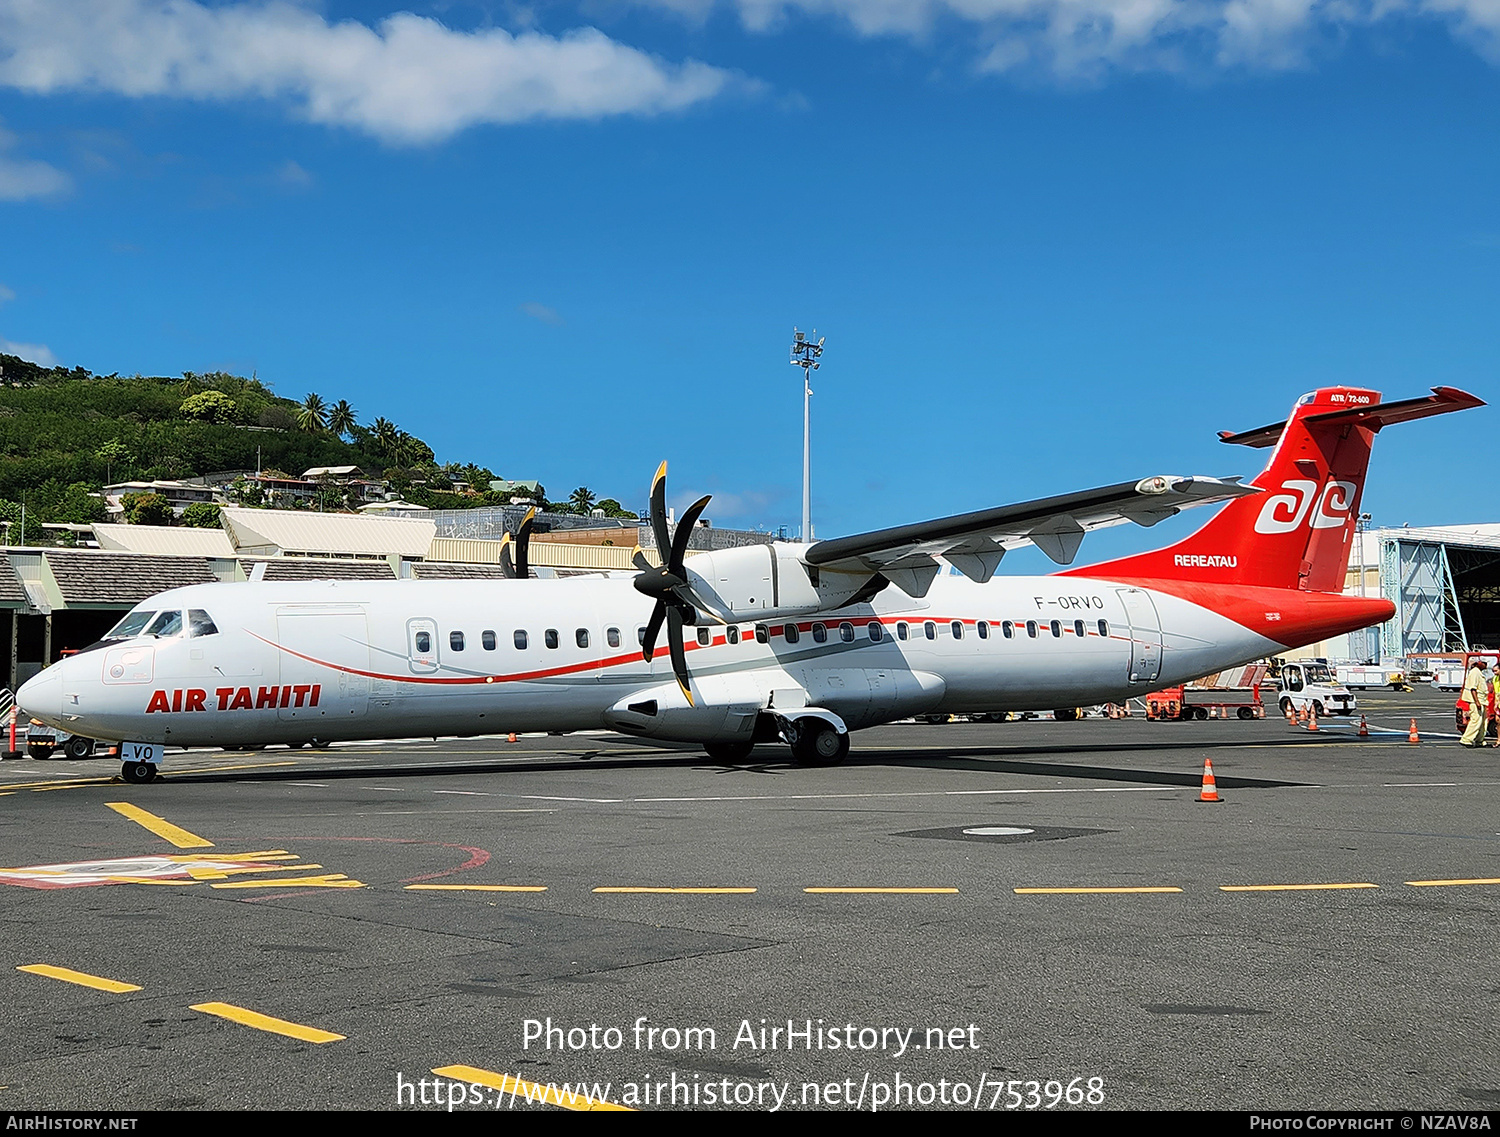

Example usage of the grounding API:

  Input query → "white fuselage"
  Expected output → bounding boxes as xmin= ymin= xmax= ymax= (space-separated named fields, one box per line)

xmin=23 ymin=570 xmax=1282 ymax=749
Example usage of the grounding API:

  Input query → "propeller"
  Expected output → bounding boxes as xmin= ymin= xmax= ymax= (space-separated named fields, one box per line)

xmin=498 ymin=507 xmax=537 ymax=579
xmin=632 ymin=461 xmax=711 ymax=706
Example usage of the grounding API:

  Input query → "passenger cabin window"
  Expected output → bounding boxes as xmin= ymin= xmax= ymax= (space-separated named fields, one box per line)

xmin=637 ymin=626 xmax=647 ymax=646
xmin=698 ymin=627 xmax=711 ymax=646
xmin=514 ymin=630 xmax=528 ymax=650
xmin=785 ymin=623 xmax=800 ymax=644
xmin=187 ymin=609 xmax=218 ymax=637
xmin=840 ymin=622 xmax=855 ymax=643
xmin=482 ymin=630 xmax=497 ymax=651
xmin=755 ymin=625 xmax=768 ymax=644
xmin=607 ymin=627 xmax=621 ymax=648
xmin=145 ymin=610 xmax=184 ymax=639
xmin=951 ymin=621 xmax=963 ymax=640
xmin=813 ymin=624 xmax=828 ymax=644
xmin=1050 ymin=620 xmax=1062 ymax=638
xmin=450 ymin=631 xmax=465 ymax=651
xmin=545 ymin=629 xmax=559 ymax=649
xmin=924 ymin=621 xmax=936 ymax=641
xmin=107 ymin=610 xmax=156 ymax=639
xmin=977 ymin=621 xmax=989 ymax=640
xmin=576 ymin=628 xmax=589 ymax=649
xmin=896 ymin=622 xmax=908 ymax=641
xmin=1074 ymin=619 xmax=1085 ymax=638
xmin=727 ymin=626 xmax=741 ymax=645
xmin=868 ymin=622 xmax=882 ymax=642
xmin=1097 ymin=620 xmax=1109 ymax=637
xmin=1026 ymin=620 xmax=1038 ymax=638
xmin=1003 ymin=621 xmax=1014 ymax=639
xmin=415 ymin=631 xmax=432 ymax=653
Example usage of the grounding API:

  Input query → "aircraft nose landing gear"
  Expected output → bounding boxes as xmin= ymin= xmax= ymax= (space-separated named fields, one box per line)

xmin=121 ymin=761 xmax=157 ymax=784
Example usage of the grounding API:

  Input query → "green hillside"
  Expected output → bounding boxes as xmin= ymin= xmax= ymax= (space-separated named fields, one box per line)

xmin=0 ymin=354 xmax=570 ymax=542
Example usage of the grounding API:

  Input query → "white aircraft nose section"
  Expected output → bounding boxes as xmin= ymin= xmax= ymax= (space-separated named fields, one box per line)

xmin=17 ymin=665 xmax=63 ymax=724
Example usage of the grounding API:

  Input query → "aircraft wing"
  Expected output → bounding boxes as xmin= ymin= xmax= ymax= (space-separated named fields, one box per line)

xmin=802 ymin=475 xmax=1259 ymax=596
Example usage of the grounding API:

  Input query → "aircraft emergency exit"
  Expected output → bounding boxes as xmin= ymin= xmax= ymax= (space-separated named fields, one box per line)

xmin=17 ymin=385 xmax=1482 ymax=783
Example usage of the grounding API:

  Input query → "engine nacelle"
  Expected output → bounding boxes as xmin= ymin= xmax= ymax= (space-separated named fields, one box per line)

xmin=684 ymin=543 xmax=870 ymax=623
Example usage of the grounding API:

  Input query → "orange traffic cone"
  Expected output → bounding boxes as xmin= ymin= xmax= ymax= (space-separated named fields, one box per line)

xmin=1408 ymin=718 xmax=1420 ymax=744
xmin=1197 ymin=757 xmax=1222 ymax=803
xmin=1297 ymin=703 xmax=1307 ymax=726
xmin=1308 ymin=703 xmax=1319 ymax=731
xmin=1284 ymin=702 xmax=1296 ymax=724
xmin=507 ymin=732 xmax=518 ymax=743
xmin=1358 ymin=714 xmax=1369 ymax=737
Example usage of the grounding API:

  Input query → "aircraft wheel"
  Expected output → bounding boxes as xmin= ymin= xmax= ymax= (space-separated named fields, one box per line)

xmin=63 ymin=736 xmax=94 ymax=760
xmin=792 ymin=723 xmax=849 ymax=767
xmin=122 ymin=761 xmax=156 ymax=785
xmin=704 ymin=740 xmax=754 ymax=762
xmin=309 ymin=740 xmax=332 ymax=750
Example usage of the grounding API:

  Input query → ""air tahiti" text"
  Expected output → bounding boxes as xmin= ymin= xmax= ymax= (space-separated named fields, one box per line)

xmin=144 ymin=685 xmax=323 ymax=713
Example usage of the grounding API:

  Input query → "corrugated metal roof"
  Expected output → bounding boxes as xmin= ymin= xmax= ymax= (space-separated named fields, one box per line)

xmin=0 ymin=555 xmax=24 ymax=605
xmin=93 ymin=524 xmax=236 ymax=558
xmin=44 ymin=550 xmax=216 ymax=604
xmin=248 ymin=559 xmax=396 ymax=582
xmin=221 ymin=507 xmax=435 ymax=557
xmin=413 ymin=562 xmax=510 ymax=580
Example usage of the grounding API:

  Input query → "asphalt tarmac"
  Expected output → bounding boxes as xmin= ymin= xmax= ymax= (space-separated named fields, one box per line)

xmin=0 ymin=684 xmax=1495 ymax=1112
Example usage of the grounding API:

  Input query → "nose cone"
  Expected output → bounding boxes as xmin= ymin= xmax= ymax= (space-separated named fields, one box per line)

xmin=17 ymin=665 xmax=63 ymax=725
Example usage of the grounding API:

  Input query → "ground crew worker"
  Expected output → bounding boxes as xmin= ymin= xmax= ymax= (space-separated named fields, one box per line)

xmin=1490 ymin=665 xmax=1500 ymax=745
xmin=1460 ymin=658 xmax=1489 ymax=747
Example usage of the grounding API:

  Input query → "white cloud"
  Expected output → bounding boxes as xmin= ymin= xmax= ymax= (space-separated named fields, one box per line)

xmin=0 ymin=284 xmax=13 ymax=304
xmin=0 ymin=117 xmax=68 ymax=200
xmin=0 ymin=338 xmax=57 ymax=366
xmin=519 ymin=301 xmax=564 ymax=325
xmin=0 ymin=1 xmax=737 ymax=144
xmin=626 ymin=0 xmax=1500 ymax=75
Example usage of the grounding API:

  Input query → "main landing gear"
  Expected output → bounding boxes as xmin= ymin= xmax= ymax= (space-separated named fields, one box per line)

xmin=121 ymin=761 xmax=158 ymax=784
xmin=791 ymin=720 xmax=849 ymax=767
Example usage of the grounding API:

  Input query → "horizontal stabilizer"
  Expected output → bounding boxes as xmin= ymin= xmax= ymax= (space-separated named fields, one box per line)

xmin=1219 ymin=386 xmax=1484 ymax=449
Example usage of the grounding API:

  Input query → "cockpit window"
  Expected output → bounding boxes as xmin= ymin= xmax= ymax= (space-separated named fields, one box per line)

xmin=105 ymin=610 xmax=156 ymax=640
xmin=144 ymin=610 xmax=184 ymax=638
xmin=187 ymin=609 xmax=219 ymax=638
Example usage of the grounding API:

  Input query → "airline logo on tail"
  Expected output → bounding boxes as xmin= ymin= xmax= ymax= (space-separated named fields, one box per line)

xmin=1254 ymin=479 xmax=1359 ymax=535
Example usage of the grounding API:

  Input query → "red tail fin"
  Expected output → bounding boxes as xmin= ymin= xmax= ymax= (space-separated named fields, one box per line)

xmin=1066 ymin=386 xmax=1483 ymax=593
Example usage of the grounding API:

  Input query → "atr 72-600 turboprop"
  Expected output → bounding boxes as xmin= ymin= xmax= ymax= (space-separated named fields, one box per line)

xmin=17 ymin=385 xmax=1482 ymax=783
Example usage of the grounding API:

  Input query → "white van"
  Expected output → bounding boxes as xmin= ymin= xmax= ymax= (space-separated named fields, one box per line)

xmin=1277 ymin=661 xmax=1357 ymax=718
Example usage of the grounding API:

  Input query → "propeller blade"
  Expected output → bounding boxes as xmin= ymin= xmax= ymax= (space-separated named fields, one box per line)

xmin=641 ymin=602 xmax=665 ymax=665
xmin=631 ymin=545 xmax=652 ymax=572
xmin=498 ymin=532 xmax=516 ymax=579
xmin=514 ymin=507 xmax=536 ymax=580
xmin=666 ymin=605 xmax=693 ymax=706
xmin=649 ymin=460 xmax=671 ymax=563
xmin=670 ymin=494 xmax=712 ymax=571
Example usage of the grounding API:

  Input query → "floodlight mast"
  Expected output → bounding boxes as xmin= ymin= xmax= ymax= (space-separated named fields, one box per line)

xmin=790 ymin=328 xmax=823 ymax=542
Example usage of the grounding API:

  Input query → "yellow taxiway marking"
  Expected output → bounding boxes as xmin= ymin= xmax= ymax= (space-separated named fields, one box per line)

xmin=433 ymin=1065 xmax=632 ymax=1112
xmin=1405 ymin=877 xmax=1500 ymax=887
xmin=805 ymin=887 xmax=958 ymax=895
xmin=168 ymin=761 xmax=299 ymax=775
xmin=1220 ymin=883 xmax=1379 ymax=892
xmin=105 ymin=802 xmax=213 ymax=849
xmin=18 ymin=964 xmax=142 ymax=993
xmin=209 ymin=874 xmax=363 ymax=889
xmin=1014 ymin=886 xmax=1184 ymax=894
xmin=191 ymin=1002 xmax=344 ymax=1044
xmin=594 ymin=886 xmax=757 ymax=894
xmin=187 ymin=863 xmax=322 ymax=881
xmin=407 ymin=884 xmax=548 ymax=892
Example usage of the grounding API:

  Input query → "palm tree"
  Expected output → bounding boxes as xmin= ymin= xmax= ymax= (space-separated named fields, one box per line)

xmin=298 ymin=393 xmax=327 ymax=432
xmin=569 ymin=486 xmax=597 ymax=514
xmin=327 ymin=399 xmax=357 ymax=439
xmin=371 ymin=417 xmax=399 ymax=459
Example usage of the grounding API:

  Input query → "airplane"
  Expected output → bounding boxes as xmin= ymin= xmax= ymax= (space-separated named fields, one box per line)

xmin=16 ymin=384 xmax=1482 ymax=785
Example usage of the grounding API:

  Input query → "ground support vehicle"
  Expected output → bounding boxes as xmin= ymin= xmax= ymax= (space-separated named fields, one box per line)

xmin=1335 ymin=662 xmax=1409 ymax=690
xmin=1276 ymin=661 xmax=1356 ymax=718
xmin=1147 ymin=664 xmax=1268 ymax=721
xmin=25 ymin=720 xmax=116 ymax=761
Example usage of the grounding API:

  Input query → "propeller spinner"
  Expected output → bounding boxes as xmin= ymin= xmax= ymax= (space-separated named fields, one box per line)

xmin=632 ymin=461 xmax=711 ymax=706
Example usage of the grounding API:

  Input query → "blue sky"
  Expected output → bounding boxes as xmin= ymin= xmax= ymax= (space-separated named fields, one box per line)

xmin=0 ymin=0 xmax=1495 ymax=567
